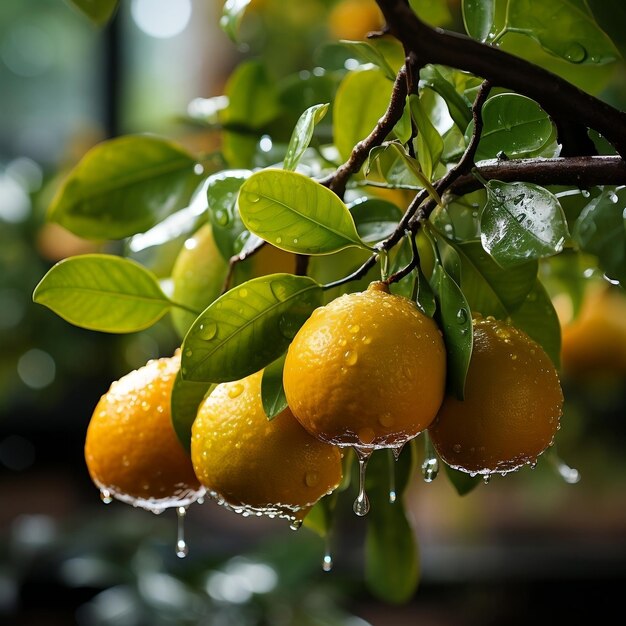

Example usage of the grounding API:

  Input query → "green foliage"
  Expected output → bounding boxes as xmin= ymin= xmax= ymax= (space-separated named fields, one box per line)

xmin=283 ymin=104 xmax=329 ymax=171
xmin=261 ymin=354 xmax=288 ymax=420
xmin=66 ymin=0 xmax=118 ymax=25
xmin=220 ymin=0 xmax=252 ymax=41
xmin=170 ymin=374 xmax=215 ymax=451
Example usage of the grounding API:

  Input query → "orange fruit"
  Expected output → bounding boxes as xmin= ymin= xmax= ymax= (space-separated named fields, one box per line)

xmin=429 ymin=316 xmax=563 ymax=475
xmin=328 ymin=0 xmax=384 ymax=41
xmin=85 ymin=354 xmax=204 ymax=512
xmin=191 ymin=371 xmax=342 ymax=524
xmin=283 ymin=281 xmax=446 ymax=449
xmin=557 ymin=284 xmax=626 ymax=379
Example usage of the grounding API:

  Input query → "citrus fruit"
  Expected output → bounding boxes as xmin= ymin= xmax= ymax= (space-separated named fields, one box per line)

xmin=557 ymin=283 xmax=626 ymax=379
xmin=191 ymin=371 xmax=342 ymax=523
xmin=429 ymin=315 xmax=563 ymax=476
xmin=328 ymin=0 xmax=384 ymax=41
xmin=85 ymin=354 xmax=204 ymax=512
xmin=283 ymin=281 xmax=447 ymax=449
xmin=171 ymin=224 xmax=294 ymax=337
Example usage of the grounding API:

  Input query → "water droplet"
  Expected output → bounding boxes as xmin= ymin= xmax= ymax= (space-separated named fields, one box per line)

xmin=100 ymin=489 xmax=113 ymax=504
xmin=322 ymin=552 xmax=333 ymax=572
xmin=457 ymin=308 xmax=468 ymax=325
xmin=289 ymin=519 xmax=303 ymax=531
xmin=452 ymin=443 xmax=462 ymax=454
xmin=388 ymin=449 xmax=397 ymax=503
xmin=228 ymin=383 xmax=244 ymax=399
xmin=392 ymin=443 xmax=405 ymax=461
xmin=548 ymin=451 xmax=581 ymax=484
xmin=197 ymin=321 xmax=217 ymax=341
xmin=196 ymin=496 xmax=205 ymax=505
xmin=581 ymin=189 xmax=591 ymax=198
xmin=362 ymin=335 xmax=372 ymax=345
xmin=194 ymin=163 xmax=204 ymax=176
xmin=270 ymin=280 xmax=290 ymax=302
xmin=185 ymin=349 xmax=193 ymax=358
xmin=293 ymin=238 xmax=299 ymax=244
xmin=246 ymin=193 xmax=260 ymax=203
xmin=353 ymin=447 xmax=371 ymax=516
xmin=483 ymin=474 xmax=491 ymax=485
xmin=239 ymin=288 xmax=248 ymax=298
xmin=349 ymin=324 xmax=360 ymax=334
xmin=214 ymin=208 xmax=229 ymax=226
xmin=275 ymin=237 xmax=282 ymax=245
xmin=344 ymin=350 xmax=358 ymax=366
xmin=565 ymin=42 xmax=587 ymax=63
xmin=176 ymin=506 xmax=188 ymax=558
xmin=305 ymin=471 xmax=319 ymax=487
xmin=378 ymin=413 xmax=393 ymax=427
xmin=422 ymin=456 xmax=439 ymax=483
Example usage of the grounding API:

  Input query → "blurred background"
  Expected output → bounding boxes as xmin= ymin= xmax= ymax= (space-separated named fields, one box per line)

xmin=1 ymin=0 xmax=626 ymax=624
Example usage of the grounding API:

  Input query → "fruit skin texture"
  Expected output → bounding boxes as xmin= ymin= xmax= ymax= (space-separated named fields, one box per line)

xmin=191 ymin=371 xmax=342 ymax=521
xmin=85 ymin=354 xmax=204 ymax=512
xmin=429 ymin=316 xmax=563 ymax=475
xmin=328 ymin=0 xmax=384 ymax=41
xmin=283 ymin=282 xmax=446 ymax=449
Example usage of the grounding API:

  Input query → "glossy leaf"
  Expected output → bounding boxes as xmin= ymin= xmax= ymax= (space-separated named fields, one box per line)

xmin=171 ymin=373 xmax=215 ymax=452
xmin=49 ymin=136 xmax=202 ymax=240
xmin=333 ymin=68 xmax=394 ymax=161
xmin=182 ymin=274 xmax=322 ymax=383
xmin=410 ymin=94 xmax=444 ymax=182
xmin=206 ymin=169 xmax=252 ymax=260
xmin=367 ymin=144 xmax=424 ymax=190
xmin=283 ymin=104 xmax=329 ymax=171
xmin=67 ymin=0 xmax=118 ymax=25
xmin=445 ymin=464 xmax=481 ymax=496
xmin=481 ymin=181 xmax=569 ymax=267
xmin=431 ymin=263 xmax=473 ymax=399
xmin=348 ymin=197 xmax=402 ymax=244
xmin=574 ymin=186 xmax=626 ymax=286
xmin=472 ymin=94 xmax=555 ymax=161
xmin=238 ymin=169 xmax=367 ymax=254
xmin=420 ymin=65 xmax=473 ymax=131
xmin=462 ymin=0 xmax=495 ymax=41
xmin=365 ymin=447 xmax=419 ymax=604
xmin=339 ymin=41 xmax=396 ymax=81
xmin=510 ymin=280 xmax=562 ymax=368
xmin=33 ymin=254 xmax=171 ymax=333
xmin=506 ymin=0 xmax=619 ymax=64
xmin=408 ymin=0 xmax=452 ymax=26
xmin=416 ymin=267 xmax=437 ymax=318
xmin=261 ymin=354 xmax=288 ymax=420
xmin=220 ymin=0 xmax=251 ymax=41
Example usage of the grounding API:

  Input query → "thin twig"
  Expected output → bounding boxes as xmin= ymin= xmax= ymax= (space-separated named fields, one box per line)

xmin=220 ymin=238 xmax=267 ymax=294
xmin=384 ymin=230 xmax=419 ymax=286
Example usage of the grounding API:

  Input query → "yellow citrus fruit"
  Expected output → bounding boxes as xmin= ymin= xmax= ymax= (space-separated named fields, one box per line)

xmin=85 ymin=354 xmax=204 ymax=512
xmin=328 ymin=0 xmax=384 ymax=41
xmin=556 ymin=284 xmax=626 ymax=379
xmin=283 ymin=281 xmax=446 ymax=449
xmin=429 ymin=316 xmax=563 ymax=475
xmin=191 ymin=371 xmax=342 ymax=523
xmin=171 ymin=224 xmax=294 ymax=337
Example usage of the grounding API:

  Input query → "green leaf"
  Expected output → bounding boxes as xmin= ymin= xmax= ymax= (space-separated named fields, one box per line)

xmin=238 ymin=169 xmax=367 ymax=254
xmin=303 ymin=493 xmax=337 ymax=537
xmin=261 ymin=354 xmax=288 ymax=420
xmin=171 ymin=373 xmax=215 ymax=452
xmin=481 ymin=180 xmax=569 ymax=267
xmin=408 ymin=0 xmax=453 ymax=27
xmin=420 ymin=65 xmax=473 ymax=131
xmin=444 ymin=464 xmax=481 ymax=496
xmin=66 ymin=0 xmax=119 ymax=25
xmin=333 ymin=68 xmax=394 ymax=162
xmin=573 ymin=186 xmax=626 ymax=286
xmin=220 ymin=0 xmax=252 ymax=41
xmin=410 ymin=94 xmax=444 ymax=182
xmin=365 ymin=447 xmax=420 ymax=604
xmin=283 ymin=104 xmax=329 ymax=172
xmin=348 ymin=197 xmax=402 ymax=244
xmin=367 ymin=144 xmax=424 ymax=190
xmin=339 ymin=41 xmax=397 ymax=81
xmin=181 ymin=274 xmax=323 ymax=383
xmin=49 ymin=136 xmax=202 ymax=240
xmin=510 ymin=280 xmax=562 ymax=368
xmin=506 ymin=0 xmax=619 ymax=64
xmin=416 ymin=267 xmax=437 ymax=317
xmin=431 ymin=263 xmax=473 ymax=400
xmin=471 ymin=94 xmax=555 ymax=161
xmin=462 ymin=0 xmax=495 ymax=41
xmin=207 ymin=169 xmax=252 ymax=260
xmin=32 ymin=254 xmax=171 ymax=333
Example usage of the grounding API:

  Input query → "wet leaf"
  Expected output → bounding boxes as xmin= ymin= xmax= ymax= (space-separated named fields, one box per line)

xmin=481 ymin=180 xmax=569 ymax=267
xmin=333 ymin=68 xmax=394 ymax=161
xmin=339 ymin=41 xmax=397 ymax=81
xmin=506 ymin=0 xmax=619 ymax=64
xmin=33 ymin=254 xmax=171 ymax=333
xmin=573 ymin=186 xmax=626 ymax=287
xmin=303 ymin=493 xmax=338 ymax=537
xmin=410 ymin=94 xmax=444 ymax=182
xmin=238 ymin=169 xmax=368 ymax=254
xmin=283 ymin=104 xmax=329 ymax=171
xmin=171 ymin=373 xmax=215 ymax=452
xmin=348 ymin=197 xmax=402 ymax=243
xmin=445 ymin=464 xmax=481 ymax=496
xmin=471 ymin=94 xmax=556 ymax=161
xmin=67 ymin=0 xmax=119 ymax=25
xmin=419 ymin=65 xmax=473 ymax=131
xmin=220 ymin=0 xmax=252 ymax=41
xmin=462 ymin=0 xmax=495 ymax=42
xmin=261 ymin=354 xmax=288 ymax=420
xmin=182 ymin=274 xmax=322 ymax=383
xmin=206 ymin=169 xmax=252 ymax=260
xmin=48 ymin=136 xmax=202 ymax=240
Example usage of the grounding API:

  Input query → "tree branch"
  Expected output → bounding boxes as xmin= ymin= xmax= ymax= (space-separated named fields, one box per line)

xmin=375 ymin=0 xmax=626 ymax=157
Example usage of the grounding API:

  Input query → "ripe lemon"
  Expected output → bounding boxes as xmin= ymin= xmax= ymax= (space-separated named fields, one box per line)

xmin=191 ymin=371 xmax=342 ymax=523
xmin=85 ymin=354 xmax=204 ymax=512
xmin=429 ymin=316 xmax=563 ymax=475
xmin=328 ymin=0 xmax=384 ymax=40
xmin=283 ymin=282 xmax=446 ymax=449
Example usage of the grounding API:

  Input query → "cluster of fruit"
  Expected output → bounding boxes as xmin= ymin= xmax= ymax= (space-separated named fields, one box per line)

xmin=85 ymin=272 xmax=563 ymax=538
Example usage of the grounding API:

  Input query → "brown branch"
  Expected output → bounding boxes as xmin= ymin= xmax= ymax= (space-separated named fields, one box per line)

xmin=320 ymin=65 xmax=409 ymax=198
xmin=220 ymin=237 xmax=267 ymax=294
xmin=375 ymin=0 xmax=626 ymax=157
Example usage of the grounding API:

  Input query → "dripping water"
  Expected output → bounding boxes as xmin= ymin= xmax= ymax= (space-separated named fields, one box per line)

xmin=353 ymin=446 xmax=372 ymax=516
xmin=176 ymin=506 xmax=189 ymax=558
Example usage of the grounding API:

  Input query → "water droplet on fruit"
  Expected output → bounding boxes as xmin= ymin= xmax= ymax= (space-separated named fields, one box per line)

xmin=197 ymin=321 xmax=217 ymax=340
xmin=392 ymin=443 xmax=405 ymax=461
xmin=452 ymin=444 xmax=462 ymax=453
xmin=353 ymin=447 xmax=371 ymax=516
xmin=349 ymin=324 xmax=360 ymax=334
xmin=344 ymin=350 xmax=358 ymax=366
xmin=483 ymin=474 xmax=491 ymax=485
xmin=100 ymin=489 xmax=113 ymax=504
xmin=305 ymin=471 xmax=319 ymax=487
xmin=228 ymin=383 xmax=244 ymax=399
xmin=176 ymin=506 xmax=189 ymax=558
xmin=362 ymin=335 xmax=372 ymax=345
xmin=289 ymin=519 xmax=303 ymax=531
xmin=378 ymin=413 xmax=393 ymax=427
